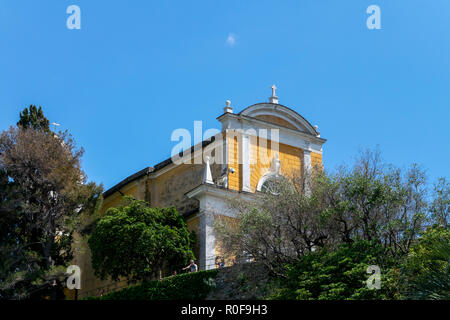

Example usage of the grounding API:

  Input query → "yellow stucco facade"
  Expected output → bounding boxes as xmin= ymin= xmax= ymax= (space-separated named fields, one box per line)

xmin=72 ymin=96 xmax=326 ymax=299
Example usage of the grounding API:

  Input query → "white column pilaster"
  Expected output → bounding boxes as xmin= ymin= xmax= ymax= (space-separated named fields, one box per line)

xmin=198 ymin=208 xmax=215 ymax=270
xmin=241 ymin=134 xmax=251 ymax=192
xmin=222 ymin=131 xmax=228 ymax=172
xmin=303 ymin=148 xmax=312 ymax=195
xmin=303 ymin=149 xmax=311 ymax=175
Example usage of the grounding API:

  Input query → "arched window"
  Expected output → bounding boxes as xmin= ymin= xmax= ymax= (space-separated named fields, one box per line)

xmin=257 ymin=173 xmax=284 ymax=195
xmin=260 ymin=176 xmax=283 ymax=195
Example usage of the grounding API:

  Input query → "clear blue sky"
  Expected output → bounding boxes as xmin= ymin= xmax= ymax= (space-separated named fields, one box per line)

xmin=1 ymin=0 xmax=449 ymax=190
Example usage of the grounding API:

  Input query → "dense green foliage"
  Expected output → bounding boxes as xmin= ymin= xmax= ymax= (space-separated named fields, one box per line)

xmin=268 ymin=227 xmax=449 ymax=300
xmin=89 ymin=197 xmax=195 ymax=282
xmin=269 ymin=240 xmax=400 ymax=300
xmin=401 ymin=227 xmax=450 ymax=299
xmin=86 ymin=269 xmax=219 ymax=300
xmin=216 ymin=149 xmax=449 ymax=300
xmin=430 ymin=178 xmax=449 ymax=228
xmin=0 ymin=107 xmax=102 ymax=299
xmin=17 ymin=105 xmax=50 ymax=132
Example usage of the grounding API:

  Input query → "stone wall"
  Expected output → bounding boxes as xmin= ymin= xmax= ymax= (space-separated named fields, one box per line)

xmin=152 ymin=162 xmax=222 ymax=215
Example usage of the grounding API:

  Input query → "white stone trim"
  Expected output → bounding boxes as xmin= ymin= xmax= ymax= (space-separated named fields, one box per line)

xmin=303 ymin=149 xmax=312 ymax=175
xmin=241 ymin=134 xmax=251 ymax=192
xmin=221 ymin=133 xmax=228 ymax=172
xmin=303 ymin=149 xmax=312 ymax=195
xmin=256 ymin=172 xmax=279 ymax=192
xmin=198 ymin=209 xmax=215 ymax=270
xmin=185 ymin=184 xmax=254 ymax=207
xmin=203 ymin=156 xmax=214 ymax=184
xmin=186 ymin=185 xmax=254 ymax=270
xmin=256 ymin=155 xmax=282 ymax=191
xmin=218 ymin=113 xmax=325 ymax=154
xmin=238 ymin=103 xmax=318 ymax=136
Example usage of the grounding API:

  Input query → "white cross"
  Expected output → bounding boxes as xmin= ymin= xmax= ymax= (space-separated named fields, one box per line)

xmin=271 ymin=84 xmax=277 ymax=97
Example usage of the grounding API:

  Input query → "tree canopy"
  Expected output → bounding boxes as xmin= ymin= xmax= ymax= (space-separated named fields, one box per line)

xmin=270 ymin=240 xmax=400 ymax=300
xmin=216 ymin=149 xmax=449 ymax=299
xmin=0 ymin=107 xmax=102 ymax=299
xmin=17 ymin=105 xmax=50 ymax=132
xmin=401 ymin=227 xmax=450 ymax=300
xmin=89 ymin=197 xmax=195 ymax=283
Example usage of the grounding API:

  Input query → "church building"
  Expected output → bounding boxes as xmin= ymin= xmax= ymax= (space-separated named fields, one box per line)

xmin=74 ymin=86 xmax=326 ymax=298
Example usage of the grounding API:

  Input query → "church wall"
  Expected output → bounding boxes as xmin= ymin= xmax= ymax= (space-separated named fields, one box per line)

xmin=74 ymin=161 xmax=221 ymax=299
xmin=278 ymin=143 xmax=303 ymax=178
xmin=227 ymin=132 xmax=241 ymax=191
xmin=186 ymin=214 xmax=200 ymax=261
xmin=99 ymin=181 xmax=143 ymax=215
xmin=72 ymin=106 xmax=324 ymax=298
xmin=214 ymin=214 xmax=238 ymax=268
xmin=99 ymin=194 xmax=122 ymax=215
xmin=311 ymin=151 xmax=323 ymax=169
xmin=74 ymin=235 xmax=129 ymax=299
xmin=226 ymin=123 xmax=311 ymax=192
xmin=72 ymin=180 xmax=146 ymax=299
xmin=250 ymin=138 xmax=303 ymax=192
xmin=226 ymin=132 xmax=304 ymax=192
xmin=153 ymin=163 xmax=205 ymax=214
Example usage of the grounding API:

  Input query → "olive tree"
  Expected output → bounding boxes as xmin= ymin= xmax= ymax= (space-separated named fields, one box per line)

xmin=216 ymin=149 xmax=436 ymax=276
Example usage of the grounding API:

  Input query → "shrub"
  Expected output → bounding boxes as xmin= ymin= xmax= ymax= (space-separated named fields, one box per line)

xmin=401 ymin=227 xmax=450 ymax=300
xmin=269 ymin=240 xmax=400 ymax=300
xmin=85 ymin=269 xmax=219 ymax=300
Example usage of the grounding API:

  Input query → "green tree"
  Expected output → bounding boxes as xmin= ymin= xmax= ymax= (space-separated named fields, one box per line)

xmin=401 ymin=227 xmax=450 ymax=300
xmin=215 ymin=170 xmax=338 ymax=277
xmin=0 ymin=108 xmax=102 ymax=299
xmin=17 ymin=105 xmax=50 ymax=132
xmin=429 ymin=178 xmax=449 ymax=228
xmin=270 ymin=240 xmax=400 ymax=300
xmin=89 ymin=197 xmax=195 ymax=283
xmin=324 ymin=151 xmax=428 ymax=255
xmin=216 ymin=149 xmax=429 ymax=276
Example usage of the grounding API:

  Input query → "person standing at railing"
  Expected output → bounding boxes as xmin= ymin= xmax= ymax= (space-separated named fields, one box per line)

xmin=182 ymin=260 xmax=198 ymax=273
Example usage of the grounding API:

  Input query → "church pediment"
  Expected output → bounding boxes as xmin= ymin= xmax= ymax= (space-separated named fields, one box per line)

xmin=238 ymin=103 xmax=318 ymax=136
xmin=254 ymin=115 xmax=298 ymax=130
